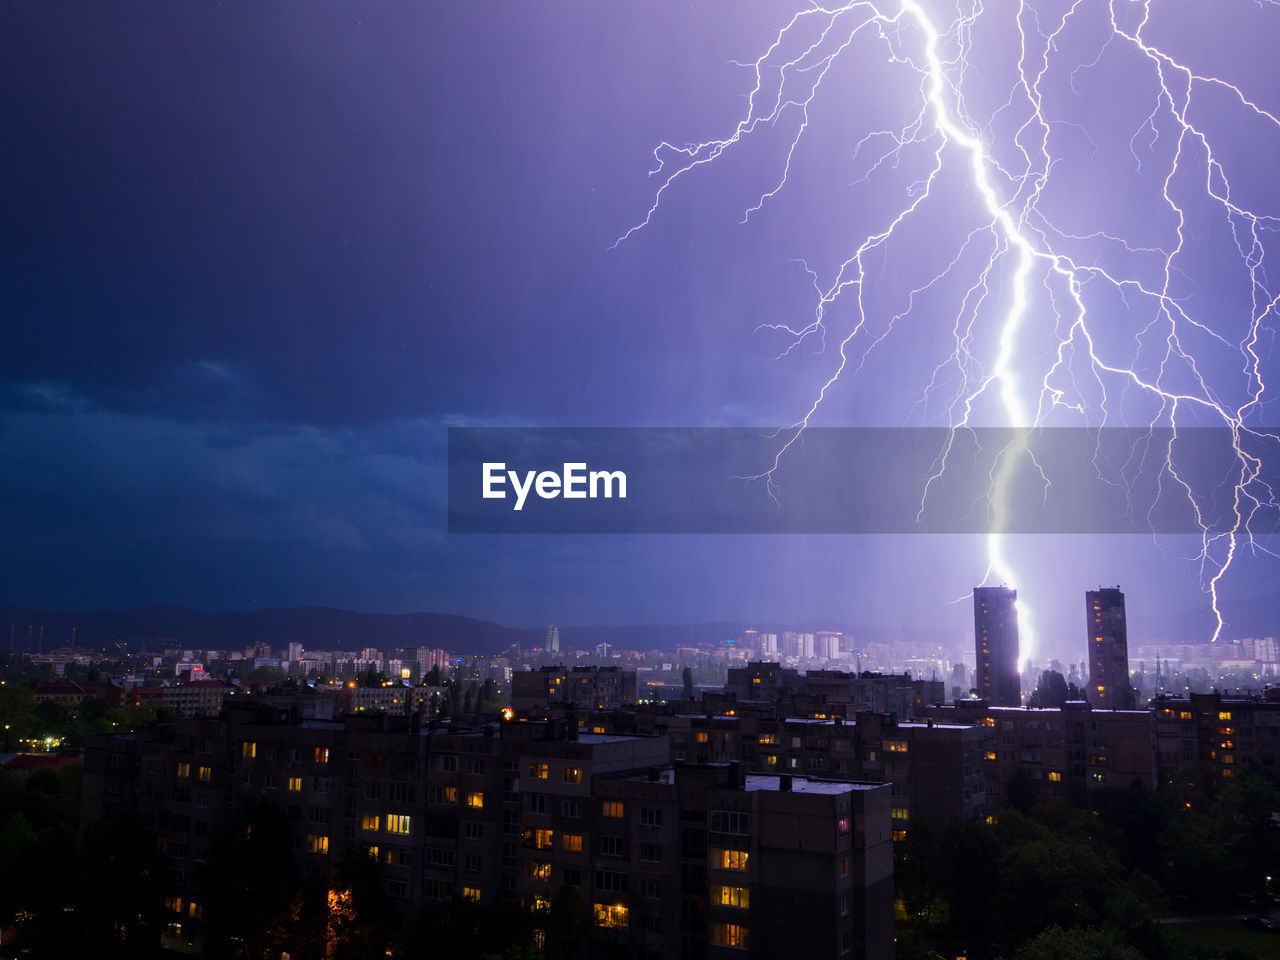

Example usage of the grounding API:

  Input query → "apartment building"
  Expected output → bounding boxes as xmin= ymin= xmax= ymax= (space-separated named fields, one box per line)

xmin=1153 ymin=691 xmax=1280 ymax=787
xmin=81 ymin=697 xmax=893 ymax=959
xmin=917 ymin=700 xmax=1155 ymax=813
xmin=510 ymin=665 xmax=638 ymax=715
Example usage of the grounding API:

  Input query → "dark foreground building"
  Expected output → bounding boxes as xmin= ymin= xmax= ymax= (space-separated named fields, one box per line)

xmin=974 ymin=586 xmax=1021 ymax=707
xmin=82 ymin=696 xmax=894 ymax=959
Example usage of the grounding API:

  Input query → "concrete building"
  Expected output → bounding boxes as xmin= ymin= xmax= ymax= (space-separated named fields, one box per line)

xmin=510 ymin=665 xmax=637 ymax=715
xmin=974 ymin=586 xmax=1021 ymax=707
xmin=1152 ymin=691 xmax=1280 ymax=787
xmin=1086 ymin=587 xmax=1134 ymax=708
xmin=918 ymin=700 xmax=1155 ymax=814
xmin=81 ymin=697 xmax=894 ymax=959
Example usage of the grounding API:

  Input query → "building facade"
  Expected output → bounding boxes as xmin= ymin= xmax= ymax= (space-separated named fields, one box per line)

xmin=974 ymin=586 xmax=1021 ymax=707
xmin=1086 ymin=587 xmax=1134 ymax=709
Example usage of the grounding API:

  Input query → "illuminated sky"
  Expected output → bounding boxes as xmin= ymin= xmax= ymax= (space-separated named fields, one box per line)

xmin=1 ymin=1 xmax=1277 ymax=659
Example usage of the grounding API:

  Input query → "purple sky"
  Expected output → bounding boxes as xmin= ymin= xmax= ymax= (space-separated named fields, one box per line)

xmin=2 ymin=1 xmax=1277 ymax=660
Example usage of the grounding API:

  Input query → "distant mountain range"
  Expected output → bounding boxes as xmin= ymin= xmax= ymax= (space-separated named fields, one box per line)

xmin=0 ymin=605 xmax=876 ymax=658
xmin=0 ymin=594 xmax=1274 ymax=658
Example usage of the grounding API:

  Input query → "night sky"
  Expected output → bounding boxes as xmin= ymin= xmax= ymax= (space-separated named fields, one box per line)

xmin=2 ymin=1 xmax=1278 ymax=660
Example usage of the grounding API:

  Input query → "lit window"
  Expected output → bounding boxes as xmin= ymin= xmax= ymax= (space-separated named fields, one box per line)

xmin=892 ymin=829 xmax=908 ymax=842
xmin=602 ymin=801 xmax=624 ymax=818
xmin=985 ymin=751 xmax=997 ymax=761
xmin=198 ymin=766 xmax=211 ymax=781
xmin=525 ymin=861 xmax=552 ymax=881
xmin=593 ymin=904 xmax=629 ymax=929
xmin=361 ymin=814 xmax=381 ymax=832
xmin=891 ymin=808 xmax=909 ymax=821
xmin=241 ymin=742 xmax=256 ymax=758
xmin=694 ymin=731 xmax=709 ymax=744
xmin=386 ymin=814 xmax=411 ymax=835
xmin=884 ymin=740 xmax=908 ymax=753
xmin=176 ymin=762 xmax=191 ymax=778
xmin=288 ymin=776 xmax=302 ymax=792
xmin=529 ymin=763 xmax=549 ymax=780
xmin=758 ymin=734 xmax=777 ymax=745
xmin=306 ymin=835 xmax=329 ymax=854
xmin=712 ymin=848 xmax=749 ymax=871
xmin=314 ymin=747 xmax=330 ymax=764
xmin=1219 ymin=712 xmax=1232 ymax=721
xmin=461 ymin=886 xmax=481 ymax=904
xmin=365 ymin=844 xmax=380 ymax=860
xmin=1048 ymin=771 xmax=1062 ymax=782
xmin=563 ymin=766 xmax=583 ymax=784
xmin=466 ymin=792 xmax=484 ymax=809
xmin=711 ymin=922 xmax=748 ymax=948
xmin=531 ymin=828 xmax=554 ymax=849
xmin=838 ymin=816 xmax=851 ymax=832
xmin=713 ymin=885 xmax=750 ymax=908
xmin=431 ymin=786 xmax=458 ymax=804
xmin=562 ymin=833 xmax=583 ymax=852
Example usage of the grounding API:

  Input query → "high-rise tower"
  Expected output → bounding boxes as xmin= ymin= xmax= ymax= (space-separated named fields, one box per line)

xmin=1086 ymin=587 xmax=1133 ymax=708
xmin=545 ymin=624 xmax=560 ymax=653
xmin=974 ymin=586 xmax=1020 ymax=706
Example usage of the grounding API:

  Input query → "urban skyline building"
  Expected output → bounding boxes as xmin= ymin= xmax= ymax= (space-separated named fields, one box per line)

xmin=1086 ymin=586 xmax=1134 ymax=709
xmin=973 ymin=586 xmax=1021 ymax=707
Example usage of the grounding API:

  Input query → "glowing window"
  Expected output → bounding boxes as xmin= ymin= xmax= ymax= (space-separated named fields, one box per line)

xmin=198 ymin=766 xmax=211 ymax=781
xmin=306 ymin=835 xmax=329 ymax=854
xmin=713 ymin=885 xmax=749 ymax=908
xmin=593 ymin=904 xmax=628 ymax=929
xmin=361 ymin=814 xmax=380 ymax=832
xmin=884 ymin=740 xmax=908 ymax=753
xmin=1219 ymin=712 xmax=1232 ymax=721
xmin=758 ymin=734 xmax=777 ymax=745
xmin=602 ymin=801 xmax=624 ymax=818
xmin=241 ymin=742 xmax=256 ymax=758
xmin=712 ymin=848 xmax=749 ymax=871
xmin=386 ymin=814 xmax=411 ymax=835
xmin=711 ymin=922 xmax=748 ymax=948
xmin=288 ymin=776 xmax=302 ymax=792
xmin=562 ymin=833 xmax=583 ymax=852
xmin=461 ymin=886 xmax=481 ymax=904
xmin=563 ymin=766 xmax=583 ymax=784
xmin=1048 ymin=771 xmax=1062 ymax=782
xmin=313 ymin=747 xmax=330 ymax=764
xmin=531 ymin=828 xmax=554 ymax=849
xmin=176 ymin=762 xmax=191 ymax=778
xmin=892 ymin=829 xmax=907 ymax=842
xmin=529 ymin=763 xmax=549 ymax=780
xmin=526 ymin=861 xmax=552 ymax=881
xmin=466 ymin=791 xmax=484 ymax=809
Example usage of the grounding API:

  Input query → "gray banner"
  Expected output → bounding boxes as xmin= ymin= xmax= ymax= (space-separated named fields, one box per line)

xmin=447 ymin=427 xmax=1280 ymax=534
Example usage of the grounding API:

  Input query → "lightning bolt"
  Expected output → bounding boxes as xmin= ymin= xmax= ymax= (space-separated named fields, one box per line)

xmin=617 ymin=0 xmax=1280 ymax=654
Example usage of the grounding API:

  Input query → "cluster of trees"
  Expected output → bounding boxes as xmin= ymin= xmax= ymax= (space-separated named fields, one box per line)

xmin=897 ymin=770 xmax=1280 ymax=960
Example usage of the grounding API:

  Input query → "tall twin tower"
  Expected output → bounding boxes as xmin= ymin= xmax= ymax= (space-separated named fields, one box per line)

xmin=973 ymin=585 xmax=1133 ymax=708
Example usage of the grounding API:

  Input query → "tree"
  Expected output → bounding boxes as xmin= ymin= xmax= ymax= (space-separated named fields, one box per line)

xmin=1015 ymin=926 xmax=1146 ymax=960
xmin=1027 ymin=670 xmax=1069 ymax=709
xmin=199 ymin=801 xmax=307 ymax=959
xmin=477 ymin=679 xmax=504 ymax=714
